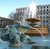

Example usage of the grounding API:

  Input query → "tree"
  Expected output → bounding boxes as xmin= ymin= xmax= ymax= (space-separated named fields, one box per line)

xmin=8 ymin=11 xmax=24 ymax=21
xmin=8 ymin=12 xmax=15 ymax=19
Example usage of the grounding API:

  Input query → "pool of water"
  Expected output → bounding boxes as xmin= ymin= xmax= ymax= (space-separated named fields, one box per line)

xmin=31 ymin=36 xmax=50 ymax=48
xmin=0 ymin=36 xmax=50 ymax=49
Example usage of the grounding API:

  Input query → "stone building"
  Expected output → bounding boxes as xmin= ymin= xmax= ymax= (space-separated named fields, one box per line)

xmin=36 ymin=5 xmax=50 ymax=32
xmin=0 ymin=17 xmax=14 ymax=28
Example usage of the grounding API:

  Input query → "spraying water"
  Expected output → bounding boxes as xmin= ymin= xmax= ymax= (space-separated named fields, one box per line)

xmin=28 ymin=1 xmax=37 ymax=18
xmin=20 ymin=1 xmax=37 ymax=26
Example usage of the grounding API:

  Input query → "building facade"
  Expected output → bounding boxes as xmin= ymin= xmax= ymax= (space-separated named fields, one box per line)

xmin=0 ymin=17 xmax=14 ymax=28
xmin=15 ymin=4 xmax=50 ymax=32
xmin=36 ymin=5 xmax=50 ymax=32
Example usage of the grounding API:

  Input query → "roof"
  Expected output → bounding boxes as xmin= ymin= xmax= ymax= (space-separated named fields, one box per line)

xmin=0 ymin=17 xmax=14 ymax=21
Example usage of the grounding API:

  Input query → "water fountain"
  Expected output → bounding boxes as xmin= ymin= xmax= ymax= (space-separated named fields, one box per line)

xmin=0 ymin=1 xmax=50 ymax=49
xmin=20 ymin=1 xmax=48 ymax=37
xmin=25 ymin=18 xmax=45 ymax=38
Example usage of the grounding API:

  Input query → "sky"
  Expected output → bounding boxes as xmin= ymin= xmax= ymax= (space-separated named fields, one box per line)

xmin=0 ymin=0 xmax=50 ymax=18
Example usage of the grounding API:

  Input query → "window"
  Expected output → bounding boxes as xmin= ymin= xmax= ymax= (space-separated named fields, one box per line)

xmin=44 ymin=7 xmax=45 ymax=8
xmin=47 ymin=20 xmax=48 ymax=23
xmin=37 ymin=7 xmax=39 ymax=9
xmin=40 ymin=16 xmax=42 ymax=19
xmin=47 ymin=6 xmax=48 ymax=8
xmin=43 ymin=20 xmax=45 ymax=23
xmin=41 ymin=7 xmax=42 ymax=9
xmin=23 ymin=9 xmax=24 ymax=10
xmin=41 ymin=10 xmax=42 ymax=11
xmin=43 ymin=16 xmax=45 ymax=18
xmin=47 ymin=9 xmax=48 ymax=11
xmin=44 ymin=10 xmax=45 ymax=11
xmin=47 ymin=13 xmax=48 ymax=15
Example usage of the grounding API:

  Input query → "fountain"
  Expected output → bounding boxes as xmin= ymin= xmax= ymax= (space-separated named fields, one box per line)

xmin=0 ymin=1 xmax=49 ymax=49
xmin=24 ymin=1 xmax=48 ymax=37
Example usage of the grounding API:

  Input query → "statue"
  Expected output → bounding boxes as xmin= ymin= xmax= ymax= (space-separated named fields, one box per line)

xmin=1 ymin=22 xmax=32 ymax=47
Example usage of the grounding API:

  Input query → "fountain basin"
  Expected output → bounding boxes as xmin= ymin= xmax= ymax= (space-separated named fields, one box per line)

xmin=25 ymin=18 xmax=48 ymax=36
xmin=25 ymin=27 xmax=48 ymax=36
xmin=26 ymin=18 xmax=41 ymax=23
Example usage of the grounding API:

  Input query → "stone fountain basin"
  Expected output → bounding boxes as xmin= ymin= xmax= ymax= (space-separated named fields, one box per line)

xmin=25 ymin=27 xmax=48 ymax=36
xmin=25 ymin=18 xmax=41 ymax=23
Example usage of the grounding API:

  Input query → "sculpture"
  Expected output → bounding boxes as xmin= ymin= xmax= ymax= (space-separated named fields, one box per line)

xmin=1 ymin=22 xmax=32 ymax=47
